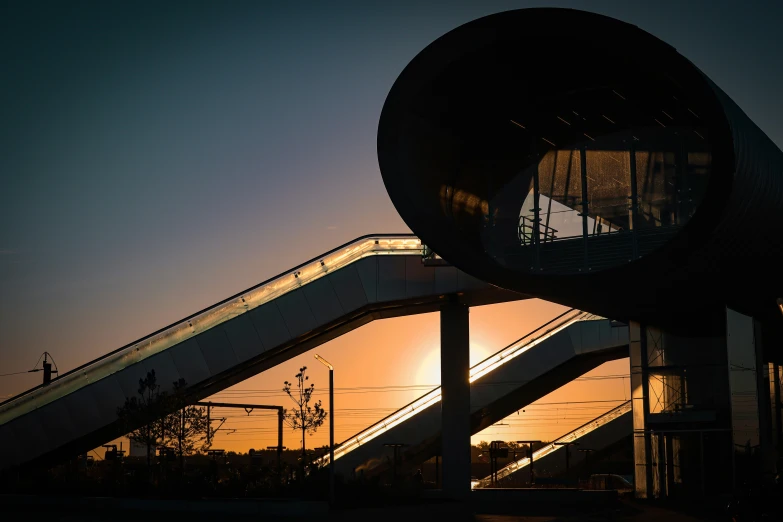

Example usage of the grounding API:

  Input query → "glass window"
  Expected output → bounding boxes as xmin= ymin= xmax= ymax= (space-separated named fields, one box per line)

xmin=636 ymin=150 xmax=678 ymax=228
xmin=480 ymin=71 xmax=713 ymax=274
xmin=585 ymin=149 xmax=632 ymax=235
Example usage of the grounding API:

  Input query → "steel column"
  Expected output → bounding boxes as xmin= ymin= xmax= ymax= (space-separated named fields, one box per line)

xmin=629 ymin=145 xmax=639 ymax=260
xmin=630 ymin=321 xmax=653 ymax=498
xmin=579 ymin=145 xmax=589 ymax=270
xmin=532 ymin=162 xmax=541 ymax=271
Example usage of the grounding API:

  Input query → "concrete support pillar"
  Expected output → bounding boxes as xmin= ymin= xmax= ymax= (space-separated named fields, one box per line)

xmin=630 ymin=321 xmax=653 ymax=499
xmin=440 ymin=301 xmax=471 ymax=498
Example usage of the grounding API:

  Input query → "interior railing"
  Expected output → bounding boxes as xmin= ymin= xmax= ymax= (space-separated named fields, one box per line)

xmin=518 ymin=215 xmax=559 ymax=245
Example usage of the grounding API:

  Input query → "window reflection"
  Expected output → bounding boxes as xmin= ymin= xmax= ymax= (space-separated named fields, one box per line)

xmin=486 ymin=127 xmax=711 ymax=273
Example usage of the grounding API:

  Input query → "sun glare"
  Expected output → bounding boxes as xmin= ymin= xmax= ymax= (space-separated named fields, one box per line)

xmin=414 ymin=342 xmax=494 ymax=386
xmin=415 ymin=347 xmax=440 ymax=386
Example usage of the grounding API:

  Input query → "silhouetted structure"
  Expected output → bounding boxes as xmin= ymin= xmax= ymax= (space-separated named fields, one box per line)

xmin=377 ymin=7 xmax=783 ymax=499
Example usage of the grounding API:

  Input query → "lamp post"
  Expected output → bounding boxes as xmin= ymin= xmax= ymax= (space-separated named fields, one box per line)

xmin=315 ymin=354 xmax=335 ymax=504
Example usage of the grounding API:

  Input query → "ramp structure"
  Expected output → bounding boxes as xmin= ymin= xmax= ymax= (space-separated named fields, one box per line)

xmin=476 ymin=400 xmax=632 ymax=487
xmin=326 ymin=311 xmax=629 ymax=475
xmin=0 ymin=235 xmax=520 ymax=471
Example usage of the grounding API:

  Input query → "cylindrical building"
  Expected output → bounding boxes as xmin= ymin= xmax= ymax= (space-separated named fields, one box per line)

xmin=378 ymin=8 xmax=783 ymax=339
xmin=378 ymin=8 xmax=783 ymax=500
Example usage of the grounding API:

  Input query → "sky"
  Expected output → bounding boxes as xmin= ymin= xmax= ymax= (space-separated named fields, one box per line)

xmin=1 ymin=1 xmax=782 ymax=456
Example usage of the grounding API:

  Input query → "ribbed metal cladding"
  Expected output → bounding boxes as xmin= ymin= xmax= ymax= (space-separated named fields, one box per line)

xmin=378 ymin=8 xmax=783 ymax=337
xmin=708 ymin=79 xmax=783 ymax=264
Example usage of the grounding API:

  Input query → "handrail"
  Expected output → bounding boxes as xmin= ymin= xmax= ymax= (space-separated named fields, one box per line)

xmin=518 ymin=215 xmax=559 ymax=245
xmin=477 ymin=400 xmax=632 ymax=485
xmin=317 ymin=308 xmax=593 ymax=465
xmin=0 ymin=234 xmax=422 ymax=425
xmin=469 ymin=309 xmax=589 ymax=382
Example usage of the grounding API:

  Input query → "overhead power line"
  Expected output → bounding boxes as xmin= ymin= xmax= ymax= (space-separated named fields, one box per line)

xmin=208 ymin=375 xmax=630 ymax=398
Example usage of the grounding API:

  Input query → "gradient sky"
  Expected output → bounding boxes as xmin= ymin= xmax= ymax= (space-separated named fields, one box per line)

xmin=1 ymin=1 xmax=782 ymax=456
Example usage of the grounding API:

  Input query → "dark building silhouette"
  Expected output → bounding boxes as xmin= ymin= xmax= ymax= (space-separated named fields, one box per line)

xmin=377 ymin=8 xmax=783 ymax=499
xmin=1 ymin=7 xmax=781 ymax=505
xmin=378 ymin=8 xmax=783 ymax=338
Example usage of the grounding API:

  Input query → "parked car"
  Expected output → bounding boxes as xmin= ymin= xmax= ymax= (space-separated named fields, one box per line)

xmin=587 ymin=474 xmax=633 ymax=492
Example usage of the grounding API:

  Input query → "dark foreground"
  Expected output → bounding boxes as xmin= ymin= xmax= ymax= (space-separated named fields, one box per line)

xmin=6 ymin=493 xmax=723 ymax=522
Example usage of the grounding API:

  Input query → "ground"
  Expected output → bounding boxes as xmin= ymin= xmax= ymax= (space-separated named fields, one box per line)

xmin=15 ymin=498 xmax=718 ymax=522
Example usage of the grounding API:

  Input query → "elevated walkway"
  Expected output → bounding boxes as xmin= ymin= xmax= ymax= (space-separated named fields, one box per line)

xmin=329 ymin=311 xmax=629 ymax=475
xmin=476 ymin=400 xmax=632 ymax=487
xmin=0 ymin=235 xmax=520 ymax=471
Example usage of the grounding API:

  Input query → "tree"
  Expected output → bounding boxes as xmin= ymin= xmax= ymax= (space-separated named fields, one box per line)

xmin=474 ymin=440 xmax=491 ymax=463
xmin=167 ymin=379 xmax=211 ymax=472
xmin=116 ymin=370 xmax=168 ymax=472
xmin=283 ymin=366 xmax=327 ymax=474
xmin=506 ymin=441 xmax=520 ymax=460
xmin=116 ymin=371 xmax=210 ymax=478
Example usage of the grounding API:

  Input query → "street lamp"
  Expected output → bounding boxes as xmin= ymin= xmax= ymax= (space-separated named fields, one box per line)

xmin=314 ymin=354 xmax=334 ymax=504
xmin=777 ymin=298 xmax=783 ymax=317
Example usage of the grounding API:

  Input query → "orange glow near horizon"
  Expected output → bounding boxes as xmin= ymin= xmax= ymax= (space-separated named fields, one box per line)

xmin=100 ymin=299 xmax=630 ymax=459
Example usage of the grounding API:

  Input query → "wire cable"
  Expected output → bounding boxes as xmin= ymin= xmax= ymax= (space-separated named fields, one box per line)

xmin=0 ymin=371 xmax=31 ymax=378
xmin=46 ymin=352 xmax=60 ymax=374
xmin=0 ymin=351 xmax=63 ymax=378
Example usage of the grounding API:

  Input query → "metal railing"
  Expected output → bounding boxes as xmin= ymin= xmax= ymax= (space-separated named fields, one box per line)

xmin=0 ymin=235 xmax=424 ymax=426
xmin=518 ymin=215 xmax=558 ymax=245
xmin=316 ymin=308 xmax=595 ymax=466
xmin=475 ymin=400 xmax=632 ymax=487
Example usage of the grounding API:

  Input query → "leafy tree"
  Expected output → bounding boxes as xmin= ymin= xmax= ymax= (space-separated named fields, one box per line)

xmin=473 ymin=440 xmax=491 ymax=463
xmin=506 ymin=441 xmax=521 ymax=459
xmin=283 ymin=366 xmax=327 ymax=474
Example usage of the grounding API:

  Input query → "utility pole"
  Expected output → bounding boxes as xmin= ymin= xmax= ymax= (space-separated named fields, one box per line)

xmin=42 ymin=354 xmax=52 ymax=384
xmin=554 ymin=441 xmax=580 ymax=480
xmin=489 ymin=441 xmax=508 ymax=485
xmin=383 ymin=443 xmax=406 ymax=485
xmin=579 ymin=448 xmax=595 ymax=481
xmin=29 ymin=352 xmax=58 ymax=385
xmin=206 ymin=404 xmax=211 ymax=444
xmin=517 ymin=440 xmax=541 ymax=486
